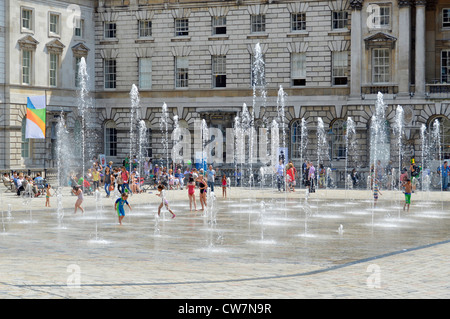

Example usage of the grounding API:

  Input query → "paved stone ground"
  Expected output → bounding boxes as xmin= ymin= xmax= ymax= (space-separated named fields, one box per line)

xmin=0 ymin=186 xmax=449 ymax=300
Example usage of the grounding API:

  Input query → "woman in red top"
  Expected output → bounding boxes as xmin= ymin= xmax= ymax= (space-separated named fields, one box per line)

xmin=187 ymin=177 xmax=197 ymax=211
xmin=286 ymin=163 xmax=296 ymax=192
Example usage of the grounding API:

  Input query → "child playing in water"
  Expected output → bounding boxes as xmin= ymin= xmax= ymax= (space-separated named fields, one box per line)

xmin=72 ymin=186 xmax=84 ymax=214
xmin=156 ymin=185 xmax=175 ymax=218
xmin=373 ymin=179 xmax=382 ymax=207
xmin=187 ymin=177 xmax=197 ymax=211
xmin=222 ymin=174 xmax=227 ymax=198
xmin=115 ymin=192 xmax=131 ymax=225
xmin=403 ymin=178 xmax=412 ymax=212
xmin=45 ymin=184 xmax=51 ymax=207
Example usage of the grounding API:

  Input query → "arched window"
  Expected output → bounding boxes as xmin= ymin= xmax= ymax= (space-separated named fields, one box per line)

xmin=290 ymin=119 xmax=305 ymax=159
xmin=21 ymin=117 xmax=29 ymax=158
xmin=427 ymin=115 xmax=450 ymax=161
xmin=330 ymin=119 xmax=346 ymax=160
xmin=104 ymin=120 xmax=117 ymax=157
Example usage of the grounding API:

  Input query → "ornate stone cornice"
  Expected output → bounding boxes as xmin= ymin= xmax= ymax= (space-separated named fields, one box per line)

xmin=17 ymin=35 xmax=39 ymax=50
xmin=415 ymin=0 xmax=427 ymax=6
xmin=46 ymin=39 xmax=65 ymax=54
xmin=398 ymin=0 xmax=411 ymax=8
xmin=350 ymin=0 xmax=363 ymax=10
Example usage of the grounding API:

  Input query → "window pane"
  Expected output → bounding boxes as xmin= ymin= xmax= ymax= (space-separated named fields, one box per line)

xmin=291 ymin=13 xmax=306 ymax=31
xmin=332 ymin=51 xmax=348 ymax=85
xmin=22 ymin=50 xmax=31 ymax=84
xmin=139 ymin=20 xmax=152 ymax=37
xmin=104 ymin=22 xmax=116 ymax=38
xmin=212 ymin=16 xmax=226 ymax=35
xmin=175 ymin=18 xmax=188 ymax=36
xmin=373 ymin=49 xmax=390 ymax=83
xmin=139 ymin=58 xmax=152 ymax=89
xmin=49 ymin=53 xmax=58 ymax=86
xmin=251 ymin=14 xmax=265 ymax=33
xmin=50 ymin=14 xmax=59 ymax=34
xmin=212 ymin=55 xmax=226 ymax=88
xmin=22 ymin=9 xmax=32 ymax=30
xmin=104 ymin=59 xmax=116 ymax=89
xmin=175 ymin=57 xmax=188 ymax=88
xmin=291 ymin=53 xmax=306 ymax=79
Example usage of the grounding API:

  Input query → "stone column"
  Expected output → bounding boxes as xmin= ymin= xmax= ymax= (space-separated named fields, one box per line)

xmin=415 ymin=0 xmax=426 ymax=96
xmin=350 ymin=0 xmax=363 ymax=97
xmin=398 ymin=1 xmax=411 ymax=96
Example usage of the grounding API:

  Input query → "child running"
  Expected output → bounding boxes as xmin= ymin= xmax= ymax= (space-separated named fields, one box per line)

xmin=156 ymin=185 xmax=175 ymax=218
xmin=115 ymin=193 xmax=131 ymax=225
xmin=403 ymin=178 xmax=412 ymax=212
xmin=187 ymin=177 xmax=197 ymax=211
xmin=373 ymin=179 xmax=382 ymax=207
xmin=45 ymin=184 xmax=51 ymax=207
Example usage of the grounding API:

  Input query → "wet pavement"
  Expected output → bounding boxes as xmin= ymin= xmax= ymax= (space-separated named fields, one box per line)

xmin=0 ymin=186 xmax=449 ymax=299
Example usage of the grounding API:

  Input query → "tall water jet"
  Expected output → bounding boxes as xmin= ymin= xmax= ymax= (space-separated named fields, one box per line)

xmin=270 ymin=119 xmax=279 ymax=188
xmin=160 ymin=103 xmax=170 ymax=168
xmin=345 ymin=117 xmax=356 ymax=190
xmin=277 ymin=86 xmax=287 ymax=159
xmin=420 ymin=124 xmax=430 ymax=192
xmin=300 ymin=118 xmax=308 ymax=168
xmin=76 ymin=57 xmax=92 ymax=183
xmin=234 ymin=116 xmax=242 ymax=187
xmin=240 ymin=103 xmax=254 ymax=186
xmin=129 ymin=84 xmax=141 ymax=170
xmin=171 ymin=115 xmax=182 ymax=166
xmin=370 ymin=92 xmax=389 ymax=187
xmin=431 ymin=119 xmax=442 ymax=191
xmin=201 ymin=119 xmax=209 ymax=173
xmin=252 ymin=42 xmax=267 ymax=119
xmin=55 ymin=112 xmax=70 ymax=228
xmin=394 ymin=105 xmax=404 ymax=189
xmin=317 ymin=117 xmax=328 ymax=188
xmin=138 ymin=120 xmax=147 ymax=177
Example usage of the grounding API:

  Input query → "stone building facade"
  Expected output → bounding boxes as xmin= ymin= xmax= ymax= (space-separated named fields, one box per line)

xmin=1 ymin=0 xmax=449 ymax=184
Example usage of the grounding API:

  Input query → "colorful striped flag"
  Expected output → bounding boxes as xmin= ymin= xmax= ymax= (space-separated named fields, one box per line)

xmin=26 ymin=95 xmax=46 ymax=139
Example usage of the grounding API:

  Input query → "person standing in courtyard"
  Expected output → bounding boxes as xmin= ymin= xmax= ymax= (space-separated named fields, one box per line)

xmin=115 ymin=192 xmax=131 ymax=226
xmin=187 ymin=177 xmax=197 ymax=211
xmin=45 ymin=184 xmax=51 ymax=207
xmin=437 ymin=161 xmax=450 ymax=191
xmin=196 ymin=174 xmax=207 ymax=211
xmin=222 ymin=174 xmax=227 ymax=198
xmin=206 ymin=165 xmax=216 ymax=192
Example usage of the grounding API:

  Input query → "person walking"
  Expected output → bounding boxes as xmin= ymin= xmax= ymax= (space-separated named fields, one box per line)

xmin=275 ymin=159 xmax=284 ymax=192
xmin=104 ymin=166 xmax=112 ymax=198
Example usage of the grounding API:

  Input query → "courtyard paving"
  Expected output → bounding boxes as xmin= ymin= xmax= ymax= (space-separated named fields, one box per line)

xmin=0 ymin=185 xmax=449 ymax=300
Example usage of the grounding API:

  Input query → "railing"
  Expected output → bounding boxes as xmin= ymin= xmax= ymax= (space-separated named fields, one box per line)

xmin=361 ymin=85 xmax=398 ymax=95
xmin=427 ymin=83 xmax=450 ymax=95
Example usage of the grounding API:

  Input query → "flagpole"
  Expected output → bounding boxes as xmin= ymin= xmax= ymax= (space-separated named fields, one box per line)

xmin=44 ymin=90 xmax=47 ymax=180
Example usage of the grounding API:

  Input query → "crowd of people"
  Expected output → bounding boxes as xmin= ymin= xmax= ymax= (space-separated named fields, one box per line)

xmin=2 ymin=155 xmax=449 ymax=225
xmin=1 ymin=171 xmax=48 ymax=198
